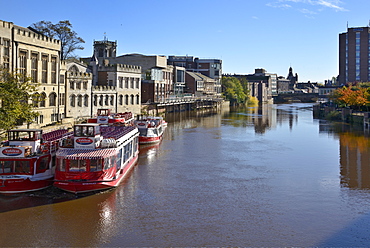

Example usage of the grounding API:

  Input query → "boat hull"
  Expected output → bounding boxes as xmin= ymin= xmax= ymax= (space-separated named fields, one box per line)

xmin=139 ymin=135 xmax=163 ymax=144
xmin=0 ymin=176 xmax=53 ymax=194
xmin=54 ymin=154 xmax=138 ymax=194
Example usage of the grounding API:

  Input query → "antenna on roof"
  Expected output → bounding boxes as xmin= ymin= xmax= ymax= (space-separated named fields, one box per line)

xmin=347 ymin=21 xmax=348 ymax=29
xmin=104 ymin=32 xmax=107 ymax=41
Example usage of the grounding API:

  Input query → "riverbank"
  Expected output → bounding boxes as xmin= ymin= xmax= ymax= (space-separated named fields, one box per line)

xmin=313 ymin=103 xmax=370 ymax=130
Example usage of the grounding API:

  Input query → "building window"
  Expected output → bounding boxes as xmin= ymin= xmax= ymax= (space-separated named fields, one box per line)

xmin=125 ymin=95 xmax=129 ymax=105
xmin=125 ymin=78 xmax=129 ymax=88
xmin=130 ymin=78 xmax=134 ymax=88
xmin=83 ymin=81 xmax=88 ymax=90
xmin=105 ymin=95 xmax=109 ymax=105
xmin=135 ymin=78 xmax=139 ymax=88
xmin=51 ymin=56 xmax=57 ymax=84
xmin=136 ymin=95 xmax=139 ymax=104
xmin=119 ymin=77 xmax=123 ymax=88
xmin=42 ymin=55 xmax=48 ymax=84
xmin=59 ymin=93 xmax=65 ymax=106
xmin=49 ymin=92 xmax=57 ymax=106
xmin=130 ymin=95 xmax=134 ymax=105
xmin=76 ymin=81 xmax=81 ymax=90
xmin=84 ymin=95 xmax=89 ymax=107
xmin=119 ymin=95 xmax=123 ymax=105
xmin=32 ymin=93 xmax=39 ymax=107
xmin=70 ymin=95 xmax=76 ymax=107
xmin=94 ymin=95 xmax=97 ymax=106
xmin=77 ymin=95 xmax=82 ymax=107
xmin=99 ymin=95 xmax=103 ymax=106
xmin=40 ymin=93 xmax=46 ymax=107
xmin=110 ymin=95 xmax=114 ymax=105
xmin=19 ymin=50 xmax=27 ymax=76
xmin=31 ymin=53 xmax=38 ymax=83
xmin=70 ymin=81 xmax=74 ymax=89
xmin=3 ymin=39 xmax=10 ymax=69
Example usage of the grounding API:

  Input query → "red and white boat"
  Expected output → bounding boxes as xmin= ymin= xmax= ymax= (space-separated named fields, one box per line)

xmin=54 ymin=123 xmax=139 ymax=194
xmin=0 ymin=128 xmax=72 ymax=194
xmin=87 ymin=109 xmax=134 ymax=125
xmin=134 ymin=116 xmax=166 ymax=144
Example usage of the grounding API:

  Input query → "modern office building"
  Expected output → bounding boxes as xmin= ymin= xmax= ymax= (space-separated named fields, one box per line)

xmin=339 ymin=25 xmax=370 ymax=85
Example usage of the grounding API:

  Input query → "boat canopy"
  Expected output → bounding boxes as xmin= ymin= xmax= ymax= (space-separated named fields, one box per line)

xmin=56 ymin=148 xmax=117 ymax=160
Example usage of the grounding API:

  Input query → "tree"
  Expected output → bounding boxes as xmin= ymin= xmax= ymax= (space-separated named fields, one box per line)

xmin=331 ymin=84 xmax=370 ymax=110
xmin=29 ymin=20 xmax=85 ymax=60
xmin=0 ymin=69 xmax=39 ymax=130
xmin=222 ymin=77 xmax=247 ymax=104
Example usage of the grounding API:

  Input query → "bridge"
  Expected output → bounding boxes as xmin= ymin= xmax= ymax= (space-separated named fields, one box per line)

xmin=143 ymin=96 xmax=225 ymax=115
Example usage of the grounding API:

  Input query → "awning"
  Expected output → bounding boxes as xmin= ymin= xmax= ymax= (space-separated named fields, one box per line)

xmin=56 ymin=148 xmax=117 ymax=160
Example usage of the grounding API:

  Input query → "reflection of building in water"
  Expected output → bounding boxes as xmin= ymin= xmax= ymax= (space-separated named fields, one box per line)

xmin=253 ymin=104 xmax=275 ymax=134
xmin=340 ymin=133 xmax=370 ymax=189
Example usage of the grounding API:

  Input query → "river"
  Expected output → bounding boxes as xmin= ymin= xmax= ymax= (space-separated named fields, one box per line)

xmin=1 ymin=103 xmax=370 ymax=247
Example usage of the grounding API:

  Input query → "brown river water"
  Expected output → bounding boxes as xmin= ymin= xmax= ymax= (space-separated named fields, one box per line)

xmin=1 ymin=103 xmax=370 ymax=247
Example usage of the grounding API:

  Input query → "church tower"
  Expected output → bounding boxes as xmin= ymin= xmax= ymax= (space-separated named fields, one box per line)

xmin=93 ymin=38 xmax=117 ymax=65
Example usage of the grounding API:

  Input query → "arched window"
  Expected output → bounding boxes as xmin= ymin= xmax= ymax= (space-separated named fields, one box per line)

xmin=110 ymin=95 xmax=114 ymax=105
xmin=130 ymin=94 xmax=134 ymax=105
xmin=77 ymin=95 xmax=82 ymax=107
xmin=125 ymin=95 xmax=129 ymax=105
xmin=70 ymin=94 xmax=76 ymax=107
xmin=99 ymin=95 xmax=103 ymax=106
xmin=40 ymin=92 xmax=46 ymax=107
xmin=94 ymin=95 xmax=98 ymax=106
xmin=119 ymin=95 xmax=123 ymax=105
xmin=136 ymin=95 xmax=140 ymax=104
xmin=84 ymin=95 xmax=89 ymax=107
xmin=105 ymin=95 xmax=109 ymax=105
xmin=32 ymin=93 xmax=39 ymax=107
xmin=49 ymin=92 xmax=57 ymax=106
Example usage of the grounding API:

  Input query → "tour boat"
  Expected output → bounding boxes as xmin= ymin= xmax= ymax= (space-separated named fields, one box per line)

xmin=87 ymin=109 xmax=134 ymax=125
xmin=134 ymin=116 xmax=166 ymax=144
xmin=54 ymin=123 xmax=139 ymax=194
xmin=0 ymin=128 xmax=72 ymax=194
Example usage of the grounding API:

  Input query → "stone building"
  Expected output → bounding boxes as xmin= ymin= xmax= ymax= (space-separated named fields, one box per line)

xmin=111 ymin=53 xmax=173 ymax=103
xmin=0 ymin=20 xmax=63 ymax=128
xmin=84 ymin=39 xmax=142 ymax=114
xmin=61 ymin=61 xmax=93 ymax=120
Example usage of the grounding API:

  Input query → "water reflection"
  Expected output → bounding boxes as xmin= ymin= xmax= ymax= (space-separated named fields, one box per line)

xmin=318 ymin=120 xmax=370 ymax=189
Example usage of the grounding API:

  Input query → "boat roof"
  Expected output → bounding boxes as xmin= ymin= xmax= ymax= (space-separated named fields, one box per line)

xmin=56 ymin=148 xmax=117 ymax=160
xmin=8 ymin=129 xmax=43 ymax=132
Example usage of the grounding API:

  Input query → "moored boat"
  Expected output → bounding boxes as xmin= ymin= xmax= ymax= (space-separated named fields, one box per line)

xmin=0 ymin=128 xmax=72 ymax=194
xmin=54 ymin=123 xmax=139 ymax=194
xmin=87 ymin=109 xmax=134 ymax=125
xmin=134 ymin=116 xmax=166 ymax=144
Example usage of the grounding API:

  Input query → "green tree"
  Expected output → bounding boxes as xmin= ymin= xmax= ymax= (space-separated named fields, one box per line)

xmin=30 ymin=20 xmax=85 ymax=60
xmin=222 ymin=77 xmax=247 ymax=104
xmin=0 ymin=69 xmax=39 ymax=130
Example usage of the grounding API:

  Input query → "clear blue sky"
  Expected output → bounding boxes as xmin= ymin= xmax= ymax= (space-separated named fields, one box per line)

xmin=1 ymin=0 xmax=369 ymax=82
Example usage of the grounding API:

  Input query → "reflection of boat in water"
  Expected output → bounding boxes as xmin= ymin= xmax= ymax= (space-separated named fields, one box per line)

xmin=54 ymin=123 xmax=139 ymax=194
xmin=0 ymin=128 xmax=72 ymax=194
xmin=87 ymin=109 xmax=134 ymax=125
xmin=134 ymin=116 xmax=167 ymax=144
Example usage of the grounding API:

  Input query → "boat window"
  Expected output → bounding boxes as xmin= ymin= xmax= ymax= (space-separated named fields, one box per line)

xmin=90 ymin=159 xmax=102 ymax=172
xmin=138 ymin=129 xmax=147 ymax=136
xmin=68 ymin=160 xmax=87 ymax=172
xmin=103 ymin=158 xmax=111 ymax=170
xmin=36 ymin=156 xmax=49 ymax=173
xmin=0 ymin=160 xmax=31 ymax=174
xmin=74 ymin=126 xmax=82 ymax=136
xmin=58 ymin=158 xmax=66 ymax=172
